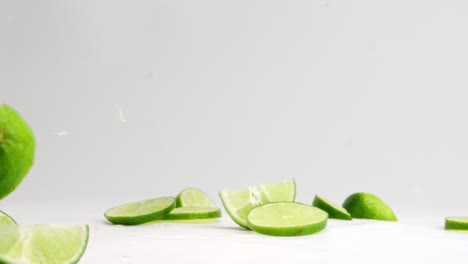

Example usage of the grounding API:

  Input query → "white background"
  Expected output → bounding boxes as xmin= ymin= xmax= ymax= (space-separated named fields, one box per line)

xmin=2 ymin=0 xmax=468 ymax=263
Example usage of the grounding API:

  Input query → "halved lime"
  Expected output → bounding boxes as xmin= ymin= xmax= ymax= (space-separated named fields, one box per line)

xmin=219 ymin=179 xmax=296 ymax=228
xmin=0 ymin=104 xmax=36 ymax=200
xmin=176 ymin=188 xmax=215 ymax=207
xmin=0 ymin=210 xmax=16 ymax=228
xmin=342 ymin=192 xmax=397 ymax=221
xmin=0 ymin=224 xmax=89 ymax=264
xmin=247 ymin=202 xmax=328 ymax=236
xmin=165 ymin=207 xmax=221 ymax=220
xmin=312 ymin=195 xmax=352 ymax=220
xmin=445 ymin=217 xmax=468 ymax=231
xmin=105 ymin=197 xmax=175 ymax=225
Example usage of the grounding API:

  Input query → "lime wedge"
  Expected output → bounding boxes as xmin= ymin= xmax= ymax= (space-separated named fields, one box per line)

xmin=0 ymin=224 xmax=89 ymax=264
xmin=312 ymin=195 xmax=352 ymax=220
xmin=0 ymin=104 xmax=36 ymax=200
xmin=165 ymin=207 xmax=221 ymax=220
xmin=445 ymin=217 xmax=468 ymax=231
xmin=342 ymin=192 xmax=397 ymax=221
xmin=247 ymin=202 xmax=328 ymax=236
xmin=219 ymin=179 xmax=296 ymax=228
xmin=176 ymin=188 xmax=215 ymax=207
xmin=0 ymin=210 xmax=16 ymax=228
xmin=105 ymin=197 xmax=175 ymax=225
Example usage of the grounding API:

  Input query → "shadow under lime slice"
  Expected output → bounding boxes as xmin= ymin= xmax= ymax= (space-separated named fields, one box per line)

xmin=0 ymin=210 xmax=16 ymax=228
xmin=445 ymin=217 xmax=468 ymax=231
xmin=165 ymin=207 xmax=221 ymax=220
xmin=219 ymin=179 xmax=296 ymax=229
xmin=0 ymin=104 xmax=36 ymax=200
xmin=312 ymin=195 xmax=352 ymax=220
xmin=176 ymin=188 xmax=215 ymax=207
xmin=0 ymin=224 xmax=89 ymax=264
xmin=342 ymin=192 xmax=397 ymax=221
xmin=105 ymin=197 xmax=175 ymax=225
xmin=247 ymin=202 xmax=328 ymax=236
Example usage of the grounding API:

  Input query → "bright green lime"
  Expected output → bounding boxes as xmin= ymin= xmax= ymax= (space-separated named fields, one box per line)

xmin=105 ymin=197 xmax=176 ymax=225
xmin=312 ymin=195 xmax=352 ymax=220
xmin=219 ymin=179 xmax=296 ymax=228
xmin=445 ymin=217 xmax=468 ymax=231
xmin=176 ymin=188 xmax=215 ymax=207
xmin=0 ymin=104 xmax=35 ymax=200
xmin=342 ymin=192 xmax=397 ymax=221
xmin=0 ymin=224 xmax=89 ymax=264
xmin=165 ymin=207 xmax=221 ymax=220
xmin=0 ymin=210 xmax=16 ymax=228
xmin=247 ymin=202 xmax=328 ymax=236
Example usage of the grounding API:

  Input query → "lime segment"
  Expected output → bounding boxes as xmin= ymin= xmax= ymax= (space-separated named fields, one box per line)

xmin=0 ymin=224 xmax=89 ymax=264
xmin=445 ymin=217 xmax=468 ymax=231
xmin=105 ymin=197 xmax=175 ymax=225
xmin=0 ymin=104 xmax=36 ymax=200
xmin=219 ymin=179 xmax=296 ymax=228
xmin=312 ymin=195 xmax=352 ymax=220
xmin=0 ymin=210 xmax=16 ymax=228
xmin=342 ymin=192 xmax=397 ymax=221
xmin=247 ymin=202 xmax=328 ymax=236
xmin=165 ymin=207 xmax=221 ymax=220
xmin=176 ymin=188 xmax=215 ymax=207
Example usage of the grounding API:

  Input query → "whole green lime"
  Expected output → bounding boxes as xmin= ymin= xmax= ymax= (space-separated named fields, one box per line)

xmin=0 ymin=104 xmax=35 ymax=199
xmin=342 ymin=192 xmax=397 ymax=221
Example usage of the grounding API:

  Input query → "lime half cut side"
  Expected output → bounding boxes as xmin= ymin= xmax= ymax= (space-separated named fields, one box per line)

xmin=0 ymin=210 xmax=16 ymax=228
xmin=312 ymin=195 xmax=352 ymax=220
xmin=342 ymin=192 xmax=397 ymax=221
xmin=247 ymin=202 xmax=328 ymax=236
xmin=105 ymin=197 xmax=175 ymax=225
xmin=176 ymin=188 xmax=215 ymax=207
xmin=0 ymin=224 xmax=89 ymax=264
xmin=165 ymin=207 xmax=221 ymax=220
xmin=445 ymin=217 xmax=468 ymax=231
xmin=219 ymin=178 xmax=296 ymax=229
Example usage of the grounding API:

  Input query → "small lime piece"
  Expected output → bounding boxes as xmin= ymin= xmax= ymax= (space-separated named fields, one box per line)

xmin=445 ymin=217 xmax=468 ymax=231
xmin=312 ymin=195 xmax=352 ymax=220
xmin=165 ymin=207 xmax=221 ymax=220
xmin=219 ymin=179 xmax=296 ymax=228
xmin=247 ymin=202 xmax=328 ymax=236
xmin=342 ymin=192 xmax=397 ymax=221
xmin=0 ymin=224 xmax=89 ymax=264
xmin=176 ymin=188 xmax=215 ymax=207
xmin=0 ymin=104 xmax=36 ymax=199
xmin=0 ymin=210 xmax=16 ymax=228
xmin=105 ymin=197 xmax=175 ymax=225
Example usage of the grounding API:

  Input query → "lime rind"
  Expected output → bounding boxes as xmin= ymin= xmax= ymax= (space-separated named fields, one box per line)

xmin=312 ymin=195 xmax=352 ymax=220
xmin=165 ymin=207 xmax=221 ymax=220
xmin=247 ymin=202 xmax=328 ymax=236
xmin=342 ymin=192 xmax=397 ymax=221
xmin=105 ymin=197 xmax=176 ymax=225
xmin=445 ymin=217 xmax=468 ymax=231
xmin=219 ymin=179 xmax=296 ymax=229
xmin=0 ymin=210 xmax=16 ymax=227
xmin=176 ymin=188 xmax=215 ymax=207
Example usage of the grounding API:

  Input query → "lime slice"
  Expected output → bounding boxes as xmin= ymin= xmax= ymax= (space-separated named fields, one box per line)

xmin=0 ymin=224 xmax=89 ymax=264
xmin=0 ymin=210 xmax=16 ymax=228
xmin=219 ymin=179 xmax=296 ymax=228
xmin=105 ymin=197 xmax=175 ymax=225
xmin=165 ymin=207 xmax=221 ymax=220
xmin=445 ymin=217 xmax=468 ymax=231
xmin=247 ymin=202 xmax=328 ymax=236
xmin=0 ymin=104 xmax=36 ymax=200
xmin=342 ymin=192 xmax=397 ymax=221
xmin=176 ymin=188 xmax=215 ymax=207
xmin=312 ymin=195 xmax=352 ymax=220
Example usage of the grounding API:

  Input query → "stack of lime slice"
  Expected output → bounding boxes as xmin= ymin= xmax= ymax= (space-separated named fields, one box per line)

xmin=0 ymin=211 xmax=89 ymax=264
xmin=104 ymin=188 xmax=221 ymax=225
